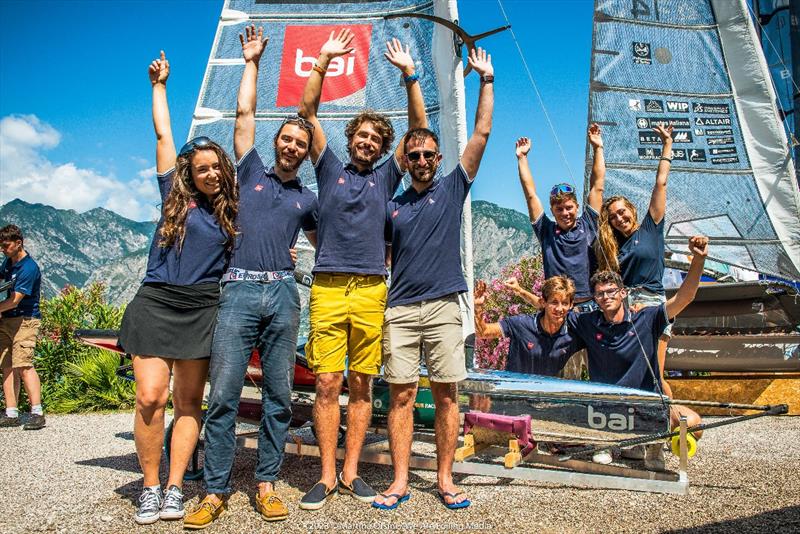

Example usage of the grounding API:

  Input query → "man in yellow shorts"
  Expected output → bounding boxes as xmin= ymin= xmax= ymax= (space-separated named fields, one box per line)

xmin=297 ymin=29 xmax=427 ymax=509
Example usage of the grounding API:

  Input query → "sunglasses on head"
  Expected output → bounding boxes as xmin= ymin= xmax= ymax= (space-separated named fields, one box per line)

xmin=406 ymin=150 xmax=438 ymax=162
xmin=550 ymin=183 xmax=576 ymax=197
xmin=178 ymin=136 xmax=215 ymax=157
xmin=281 ymin=116 xmax=315 ymax=132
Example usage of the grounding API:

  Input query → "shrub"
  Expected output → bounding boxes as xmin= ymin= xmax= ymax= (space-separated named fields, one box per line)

xmin=474 ymin=255 xmax=544 ymax=369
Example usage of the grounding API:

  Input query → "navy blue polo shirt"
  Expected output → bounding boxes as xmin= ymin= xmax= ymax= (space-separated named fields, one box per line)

xmin=533 ymin=207 xmax=598 ymax=300
xmin=143 ymin=169 xmax=228 ymax=286
xmin=386 ymin=164 xmax=471 ymax=307
xmin=1 ymin=254 xmax=41 ymax=318
xmin=569 ymin=304 xmax=670 ymax=392
xmin=618 ymin=211 xmax=665 ymax=294
xmin=499 ymin=311 xmax=585 ymax=376
xmin=230 ymin=148 xmax=318 ymax=272
xmin=313 ymin=145 xmax=402 ymax=275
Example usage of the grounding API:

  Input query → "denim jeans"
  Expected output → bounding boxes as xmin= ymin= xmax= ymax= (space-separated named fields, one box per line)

xmin=203 ymin=278 xmax=300 ymax=494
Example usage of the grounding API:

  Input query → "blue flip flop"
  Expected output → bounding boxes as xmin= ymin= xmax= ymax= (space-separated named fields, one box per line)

xmin=437 ymin=491 xmax=471 ymax=509
xmin=371 ymin=492 xmax=411 ymax=510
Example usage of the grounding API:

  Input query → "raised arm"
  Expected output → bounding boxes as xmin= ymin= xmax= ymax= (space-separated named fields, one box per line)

xmin=298 ymin=29 xmax=354 ymax=163
xmin=384 ymin=38 xmax=427 ymax=169
xmin=460 ymin=48 xmax=494 ymax=179
xmin=503 ymin=276 xmax=543 ymax=309
xmin=649 ymin=124 xmax=673 ymax=224
xmin=149 ymin=51 xmax=176 ymax=173
xmin=474 ymin=281 xmax=503 ymax=339
xmin=666 ymin=236 xmax=708 ymax=319
xmin=234 ymin=25 xmax=268 ymax=161
xmin=514 ymin=137 xmax=544 ymax=222
xmin=586 ymin=123 xmax=606 ymax=212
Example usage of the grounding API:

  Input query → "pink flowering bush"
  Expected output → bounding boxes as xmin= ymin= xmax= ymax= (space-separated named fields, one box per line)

xmin=474 ymin=255 xmax=544 ymax=369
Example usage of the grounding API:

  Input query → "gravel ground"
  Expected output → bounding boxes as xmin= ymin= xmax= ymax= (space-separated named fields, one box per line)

xmin=0 ymin=412 xmax=798 ymax=534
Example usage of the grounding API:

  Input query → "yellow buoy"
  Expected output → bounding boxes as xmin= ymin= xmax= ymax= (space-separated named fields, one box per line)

xmin=671 ymin=432 xmax=698 ymax=458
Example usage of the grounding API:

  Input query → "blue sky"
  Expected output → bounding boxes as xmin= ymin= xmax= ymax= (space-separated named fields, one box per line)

xmin=0 ymin=0 xmax=594 ymax=221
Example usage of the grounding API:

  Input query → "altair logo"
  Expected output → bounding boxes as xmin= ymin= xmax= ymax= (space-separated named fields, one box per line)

xmin=276 ymin=24 xmax=372 ymax=107
xmin=587 ymin=405 xmax=635 ymax=431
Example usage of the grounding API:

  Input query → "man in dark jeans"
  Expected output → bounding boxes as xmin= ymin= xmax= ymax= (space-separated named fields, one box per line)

xmin=0 ymin=224 xmax=45 ymax=430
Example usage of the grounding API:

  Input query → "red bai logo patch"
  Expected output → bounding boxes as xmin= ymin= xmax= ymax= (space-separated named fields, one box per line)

xmin=276 ymin=24 xmax=372 ymax=108
xmin=254 ymin=184 xmax=264 ymax=192
xmin=527 ymin=341 xmax=535 ymax=350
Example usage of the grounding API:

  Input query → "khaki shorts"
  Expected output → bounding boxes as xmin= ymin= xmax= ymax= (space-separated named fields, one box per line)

xmin=306 ymin=273 xmax=387 ymax=375
xmin=0 ymin=317 xmax=41 ymax=369
xmin=382 ymin=294 xmax=467 ymax=384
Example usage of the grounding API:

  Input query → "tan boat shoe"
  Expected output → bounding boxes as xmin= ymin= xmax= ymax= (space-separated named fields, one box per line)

xmin=184 ymin=495 xmax=227 ymax=530
xmin=255 ymin=491 xmax=289 ymax=521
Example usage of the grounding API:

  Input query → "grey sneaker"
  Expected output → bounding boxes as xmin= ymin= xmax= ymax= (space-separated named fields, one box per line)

xmin=620 ymin=445 xmax=645 ymax=460
xmin=23 ymin=414 xmax=46 ymax=430
xmin=134 ymin=486 xmax=163 ymax=525
xmin=160 ymin=485 xmax=185 ymax=520
xmin=0 ymin=415 xmax=20 ymax=427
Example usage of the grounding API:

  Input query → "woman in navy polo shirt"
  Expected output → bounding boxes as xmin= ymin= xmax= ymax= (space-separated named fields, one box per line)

xmin=473 ymin=276 xmax=584 ymax=376
xmin=594 ymin=123 xmax=674 ymax=396
xmin=118 ymin=52 xmax=237 ymax=525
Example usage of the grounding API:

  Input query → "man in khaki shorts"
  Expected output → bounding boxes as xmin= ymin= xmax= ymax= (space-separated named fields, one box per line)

xmin=373 ymin=48 xmax=494 ymax=511
xmin=0 ymin=224 xmax=45 ymax=430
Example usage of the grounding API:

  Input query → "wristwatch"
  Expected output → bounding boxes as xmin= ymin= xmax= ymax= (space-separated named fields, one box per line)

xmin=481 ymin=74 xmax=494 ymax=84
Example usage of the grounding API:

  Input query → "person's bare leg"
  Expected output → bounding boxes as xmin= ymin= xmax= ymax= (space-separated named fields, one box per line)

xmin=133 ymin=355 xmax=172 ymax=487
xmin=373 ymin=382 xmax=416 ymax=507
xmin=18 ymin=366 xmax=41 ymax=406
xmin=166 ymin=358 xmax=209 ymax=488
xmin=341 ymin=371 xmax=373 ymax=484
xmin=1 ymin=362 xmax=16 ymax=409
xmin=670 ymin=404 xmax=703 ymax=439
xmin=313 ymin=371 xmax=343 ymax=488
xmin=431 ymin=381 xmax=467 ymax=505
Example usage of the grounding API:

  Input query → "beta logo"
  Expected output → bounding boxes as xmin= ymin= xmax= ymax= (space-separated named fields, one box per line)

xmin=276 ymin=24 xmax=373 ymax=107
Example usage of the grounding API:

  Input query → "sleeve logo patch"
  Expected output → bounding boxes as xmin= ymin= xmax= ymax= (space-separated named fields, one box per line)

xmin=254 ymin=184 xmax=264 ymax=192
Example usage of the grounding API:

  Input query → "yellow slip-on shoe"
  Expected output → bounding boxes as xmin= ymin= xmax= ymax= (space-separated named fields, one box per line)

xmin=184 ymin=495 xmax=227 ymax=530
xmin=255 ymin=491 xmax=289 ymax=521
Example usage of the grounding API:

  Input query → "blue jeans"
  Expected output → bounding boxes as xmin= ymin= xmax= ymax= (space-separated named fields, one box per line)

xmin=203 ymin=279 xmax=300 ymax=494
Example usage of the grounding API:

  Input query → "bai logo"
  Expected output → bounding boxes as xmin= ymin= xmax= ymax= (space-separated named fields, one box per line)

xmin=276 ymin=24 xmax=373 ymax=107
xmin=587 ymin=405 xmax=635 ymax=431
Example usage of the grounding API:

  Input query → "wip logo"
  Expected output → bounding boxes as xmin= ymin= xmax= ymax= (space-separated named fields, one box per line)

xmin=587 ymin=405 xmax=635 ymax=431
xmin=276 ymin=24 xmax=372 ymax=108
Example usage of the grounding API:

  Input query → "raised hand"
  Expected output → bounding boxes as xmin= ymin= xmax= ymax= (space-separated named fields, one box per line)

xmin=384 ymin=38 xmax=415 ymax=75
xmin=653 ymin=124 xmax=674 ymax=145
xmin=688 ymin=235 xmax=709 ymax=258
xmin=503 ymin=277 xmax=521 ymax=293
xmin=515 ymin=137 xmax=531 ymax=158
xmin=320 ymin=28 xmax=355 ymax=59
xmin=468 ymin=47 xmax=493 ymax=78
xmin=588 ymin=123 xmax=603 ymax=149
xmin=239 ymin=24 xmax=268 ymax=63
xmin=474 ymin=280 xmax=488 ymax=307
xmin=148 ymin=50 xmax=169 ymax=86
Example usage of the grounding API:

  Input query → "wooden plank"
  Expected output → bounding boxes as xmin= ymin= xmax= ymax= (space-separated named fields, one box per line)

xmin=668 ymin=373 xmax=800 ymax=415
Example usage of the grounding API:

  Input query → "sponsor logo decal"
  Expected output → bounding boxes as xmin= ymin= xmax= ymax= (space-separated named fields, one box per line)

xmin=588 ymin=406 xmax=636 ymax=431
xmin=633 ymin=42 xmax=652 ymax=65
xmin=639 ymin=130 xmax=692 ymax=144
xmin=644 ymin=99 xmax=664 ymax=113
xmin=637 ymin=117 xmax=691 ymax=129
xmin=695 ymin=116 xmax=732 ymax=126
xmin=688 ymin=149 xmax=707 ymax=163
xmin=705 ymin=128 xmax=733 ymax=136
xmin=671 ymin=148 xmax=687 ymax=160
xmin=712 ymin=156 xmax=739 ymax=164
xmin=707 ymin=136 xmax=734 ymax=146
xmin=692 ymin=102 xmax=730 ymax=114
xmin=276 ymin=24 xmax=372 ymax=107
xmin=629 ymin=99 xmax=642 ymax=111
xmin=638 ymin=147 xmax=662 ymax=160
xmin=710 ymin=147 xmax=737 ymax=155
xmin=665 ymin=100 xmax=689 ymax=113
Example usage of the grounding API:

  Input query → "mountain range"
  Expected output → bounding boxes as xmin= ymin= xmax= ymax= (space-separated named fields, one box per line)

xmin=0 ymin=198 xmax=539 ymax=306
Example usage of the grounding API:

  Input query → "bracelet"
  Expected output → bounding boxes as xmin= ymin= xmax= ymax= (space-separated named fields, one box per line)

xmin=403 ymin=72 xmax=419 ymax=84
xmin=312 ymin=64 xmax=326 ymax=75
xmin=481 ymin=74 xmax=495 ymax=84
xmin=660 ymin=156 xmax=672 ymax=162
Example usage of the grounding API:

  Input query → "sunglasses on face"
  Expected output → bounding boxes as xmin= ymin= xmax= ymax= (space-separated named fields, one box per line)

xmin=406 ymin=150 xmax=438 ymax=162
xmin=550 ymin=183 xmax=576 ymax=197
xmin=178 ymin=136 xmax=215 ymax=157
xmin=594 ymin=287 xmax=622 ymax=300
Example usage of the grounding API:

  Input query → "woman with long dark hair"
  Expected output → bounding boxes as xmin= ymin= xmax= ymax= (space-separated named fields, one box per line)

xmin=118 ymin=51 xmax=237 ymax=525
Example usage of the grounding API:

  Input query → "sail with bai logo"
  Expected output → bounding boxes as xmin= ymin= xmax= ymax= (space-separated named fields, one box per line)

xmin=586 ymin=0 xmax=800 ymax=371
xmin=189 ymin=0 xmax=474 ymax=334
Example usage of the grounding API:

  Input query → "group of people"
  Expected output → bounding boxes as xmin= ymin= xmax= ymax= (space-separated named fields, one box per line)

xmin=118 ymin=26 xmax=493 ymax=528
xmin=474 ymin=121 xmax=706 ymax=467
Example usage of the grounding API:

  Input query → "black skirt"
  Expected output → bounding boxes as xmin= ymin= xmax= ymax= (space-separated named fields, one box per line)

xmin=119 ymin=282 xmax=220 ymax=360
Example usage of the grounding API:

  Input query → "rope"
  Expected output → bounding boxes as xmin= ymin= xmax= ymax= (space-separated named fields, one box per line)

xmin=495 ymin=0 xmax=576 ymax=184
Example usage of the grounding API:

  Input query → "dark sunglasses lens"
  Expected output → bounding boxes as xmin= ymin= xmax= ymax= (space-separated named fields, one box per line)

xmin=408 ymin=151 xmax=437 ymax=162
xmin=179 ymin=136 xmax=213 ymax=156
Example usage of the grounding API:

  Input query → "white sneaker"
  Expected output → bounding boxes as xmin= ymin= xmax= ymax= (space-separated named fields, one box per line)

xmin=160 ymin=485 xmax=185 ymax=520
xmin=644 ymin=444 xmax=666 ymax=471
xmin=592 ymin=450 xmax=613 ymax=465
xmin=134 ymin=486 xmax=163 ymax=525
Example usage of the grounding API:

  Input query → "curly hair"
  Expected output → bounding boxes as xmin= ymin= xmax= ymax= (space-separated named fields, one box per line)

xmin=345 ymin=110 xmax=395 ymax=158
xmin=589 ymin=270 xmax=624 ymax=292
xmin=595 ymin=195 xmax=638 ymax=273
xmin=0 ymin=224 xmax=23 ymax=243
xmin=541 ymin=275 xmax=576 ymax=304
xmin=159 ymin=142 xmax=238 ymax=252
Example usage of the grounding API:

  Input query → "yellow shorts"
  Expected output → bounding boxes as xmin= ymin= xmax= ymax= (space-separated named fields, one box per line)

xmin=305 ymin=273 xmax=387 ymax=375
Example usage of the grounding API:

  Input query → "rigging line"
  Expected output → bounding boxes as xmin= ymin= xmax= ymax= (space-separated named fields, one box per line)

xmin=495 ymin=0 xmax=576 ymax=184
